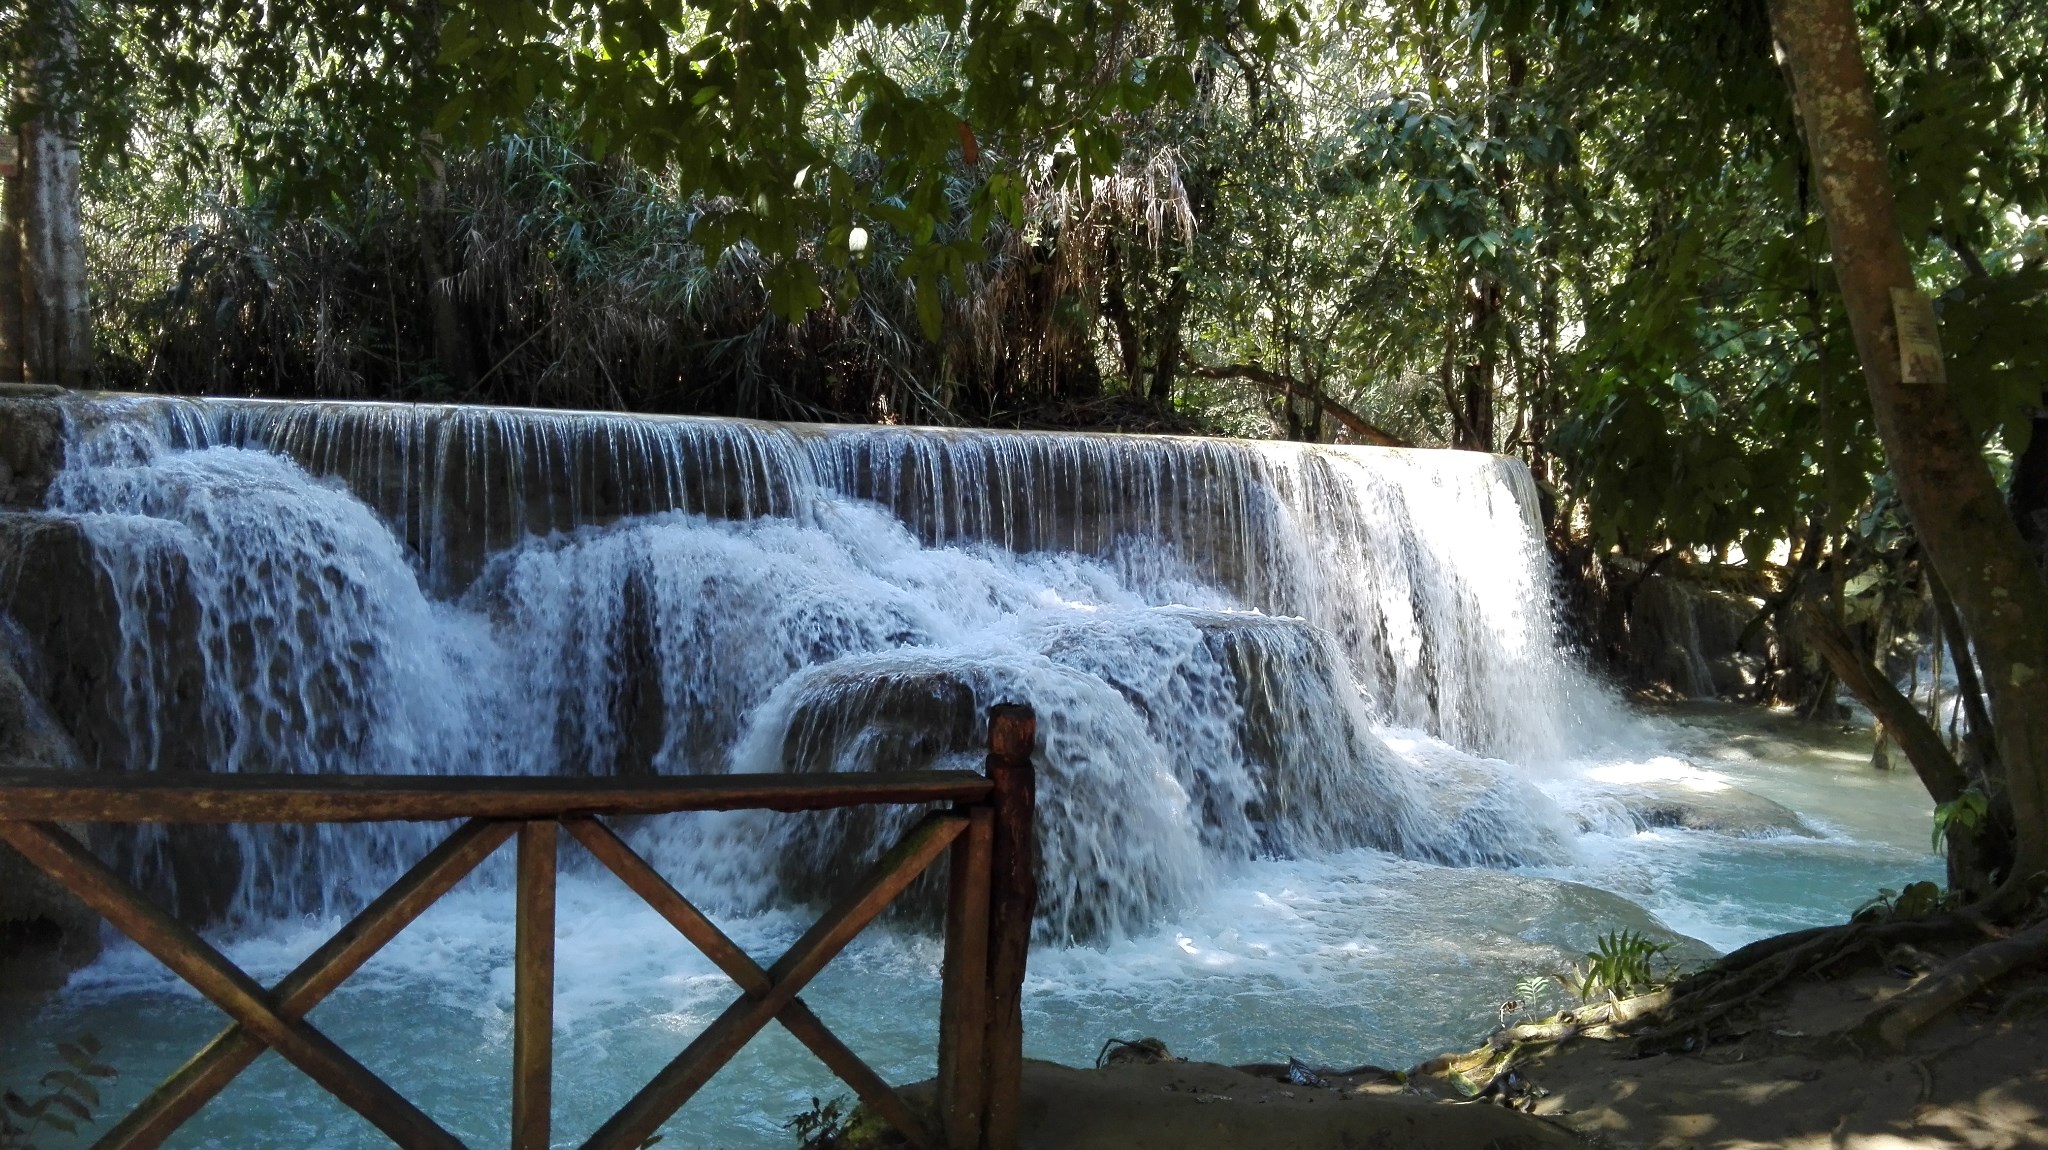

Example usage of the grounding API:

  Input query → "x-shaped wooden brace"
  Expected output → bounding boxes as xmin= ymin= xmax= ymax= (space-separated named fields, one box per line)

xmin=568 ymin=813 xmax=963 ymax=1150
xmin=0 ymin=818 xmax=503 ymax=1150
xmin=0 ymin=810 xmax=965 ymax=1150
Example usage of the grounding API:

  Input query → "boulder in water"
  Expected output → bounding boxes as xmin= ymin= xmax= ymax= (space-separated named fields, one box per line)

xmin=1603 ymin=781 xmax=1814 ymax=838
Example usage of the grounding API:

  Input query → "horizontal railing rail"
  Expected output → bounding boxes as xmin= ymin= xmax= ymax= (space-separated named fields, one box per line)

xmin=0 ymin=704 xmax=1040 ymax=1150
xmin=0 ymin=769 xmax=995 ymax=822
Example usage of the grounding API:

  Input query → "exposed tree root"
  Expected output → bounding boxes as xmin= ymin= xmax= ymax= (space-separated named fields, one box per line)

xmin=1850 ymin=916 xmax=2048 ymax=1051
xmin=1413 ymin=990 xmax=1675 ymax=1092
xmin=1415 ymin=906 xmax=2048 ymax=1094
xmin=1621 ymin=915 xmax=1995 ymax=1053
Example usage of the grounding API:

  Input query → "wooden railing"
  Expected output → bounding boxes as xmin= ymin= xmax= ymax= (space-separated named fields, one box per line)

xmin=0 ymin=704 xmax=1040 ymax=1150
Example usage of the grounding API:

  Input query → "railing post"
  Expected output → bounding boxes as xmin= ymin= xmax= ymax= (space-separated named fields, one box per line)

xmin=936 ymin=803 xmax=993 ymax=1149
xmin=980 ymin=704 xmax=1036 ymax=1150
xmin=512 ymin=819 xmax=558 ymax=1150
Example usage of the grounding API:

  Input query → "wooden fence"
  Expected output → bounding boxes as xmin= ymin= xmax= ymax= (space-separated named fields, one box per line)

xmin=0 ymin=704 xmax=1040 ymax=1150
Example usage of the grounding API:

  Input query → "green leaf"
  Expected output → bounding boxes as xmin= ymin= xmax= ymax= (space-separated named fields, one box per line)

xmin=40 ymin=1070 xmax=100 ymax=1108
xmin=914 ymin=278 xmax=943 ymax=339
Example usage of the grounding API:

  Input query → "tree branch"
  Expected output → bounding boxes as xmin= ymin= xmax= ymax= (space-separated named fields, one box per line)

xmin=1180 ymin=357 xmax=1413 ymax=447
xmin=1799 ymin=600 xmax=1968 ymax=804
xmin=1928 ymin=563 xmax=1997 ymax=771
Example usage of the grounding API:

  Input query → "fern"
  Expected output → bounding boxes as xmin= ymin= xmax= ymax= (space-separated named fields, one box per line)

xmin=1564 ymin=930 xmax=1676 ymax=1001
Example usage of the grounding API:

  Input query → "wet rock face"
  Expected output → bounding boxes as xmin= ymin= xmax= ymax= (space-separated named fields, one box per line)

xmin=0 ymin=843 xmax=102 ymax=979
xmin=0 ymin=615 xmax=84 ymax=775
xmin=0 ymin=512 xmax=210 ymax=777
xmin=0 ymin=565 xmax=101 ymax=971
xmin=0 ymin=511 xmax=243 ymax=924
xmin=0 ymin=390 xmax=67 ymax=509
xmin=1567 ymin=558 xmax=1817 ymax=705
xmin=2 ymin=513 xmax=134 ymax=772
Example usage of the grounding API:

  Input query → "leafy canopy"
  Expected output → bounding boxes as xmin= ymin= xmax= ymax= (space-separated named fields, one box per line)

xmin=32 ymin=0 xmax=1299 ymax=323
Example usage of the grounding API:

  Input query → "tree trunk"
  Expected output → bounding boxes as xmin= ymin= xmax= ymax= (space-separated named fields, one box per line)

xmin=1529 ymin=173 xmax=1562 ymax=487
xmin=2008 ymin=391 xmax=2048 ymax=572
xmin=1100 ymin=242 xmax=1143 ymax=389
xmin=0 ymin=127 xmax=24 ymax=381
xmin=1455 ymin=279 xmax=1498 ymax=451
xmin=17 ymin=0 xmax=90 ymax=387
xmin=1803 ymin=604 xmax=1966 ymax=802
xmin=1801 ymin=601 xmax=2007 ymax=893
xmin=417 ymin=144 xmax=477 ymax=393
xmin=1928 ymin=564 xmax=1997 ymax=774
xmin=1146 ymin=260 xmax=1190 ymax=407
xmin=1769 ymin=0 xmax=2048 ymax=891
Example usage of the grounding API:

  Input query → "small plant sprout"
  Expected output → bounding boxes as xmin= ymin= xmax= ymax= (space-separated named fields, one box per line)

xmin=784 ymin=1095 xmax=849 ymax=1150
xmin=1854 ymin=880 xmax=1947 ymax=923
xmin=1564 ymin=930 xmax=1676 ymax=1001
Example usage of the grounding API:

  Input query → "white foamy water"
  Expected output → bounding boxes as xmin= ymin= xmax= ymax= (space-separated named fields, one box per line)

xmin=0 ymin=397 xmax=1940 ymax=1148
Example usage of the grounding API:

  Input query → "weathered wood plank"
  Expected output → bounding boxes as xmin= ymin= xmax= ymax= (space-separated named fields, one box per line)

xmin=578 ymin=812 xmax=966 ymax=1150
xmin=0 ymin=821 xmax=466 ymax=1150
xmin=563 ymin=818 xmax=760 ymax=982
xmin=512 ymin=821 xmax=558 ymax=1150
xmin=981 ymin=705 xmax=1037 ymax=1150
xmin=0 ymin=770 xmax=992 ymax=823
xmin=936 ymin=805 xmax=994 ymax=1150
xmin=94 ymin=818 xmax=515 ymax=1150
xmin=563 ymin=817 xmax=934 ymax=1150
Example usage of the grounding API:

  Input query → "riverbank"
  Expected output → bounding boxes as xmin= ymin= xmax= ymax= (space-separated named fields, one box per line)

xmin=902 ymin=936 xmax=2048 ymax=1150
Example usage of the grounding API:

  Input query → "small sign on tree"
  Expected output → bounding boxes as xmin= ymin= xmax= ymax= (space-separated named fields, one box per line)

xmin=1891 ymin=287 xmax=1947 ymax=386
xmin=0 ymin=134 xmax=18 ymax=179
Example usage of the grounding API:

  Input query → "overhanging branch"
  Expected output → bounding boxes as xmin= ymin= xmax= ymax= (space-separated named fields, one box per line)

xmin=1180 ymin=357 xmax=1413 ymax=447
xmin=1798 ymin=601 xmax=1967 ymax=803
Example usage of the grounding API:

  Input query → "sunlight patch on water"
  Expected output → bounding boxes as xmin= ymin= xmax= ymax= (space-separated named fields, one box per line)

xmin=1581 ymin=757 xmax=1737 ymax=793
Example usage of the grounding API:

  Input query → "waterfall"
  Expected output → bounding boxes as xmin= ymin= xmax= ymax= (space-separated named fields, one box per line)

xmin=4 ymin=394 xmax=1619 ymax=940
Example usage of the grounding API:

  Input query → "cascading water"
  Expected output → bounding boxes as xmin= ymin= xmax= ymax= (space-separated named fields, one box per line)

xmin=25 ymin=395 xmax=1598 ymax=935
xmin=0 ymin=392 xmax=1941 ymax=1148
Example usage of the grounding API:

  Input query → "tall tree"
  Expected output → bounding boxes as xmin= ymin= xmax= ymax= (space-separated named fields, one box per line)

xmin=0 ymin=124 xmax=23 ymax=381
xmin=1767 ymin=0 xmax=2048 ymax=893
xmin=8 ymin=0 xmax=90 ymax=385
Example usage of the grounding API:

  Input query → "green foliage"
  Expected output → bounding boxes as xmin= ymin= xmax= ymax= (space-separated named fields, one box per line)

xmin=1944 ymin=267 xmax=2048 ymax=458
xmin=37 ymin=0 xmax=1302 ymax=319
xmin=1 ymin=1037 xmax=117 ymax=1150
xmin=783 ymin=1094 xmax=850 ymax=1150
xmin=1537 ymin=0 xmax=2048 ymax=558
xmin=1933 ymin=788 xmax=1991 ymax=855
xmin=1562 ymin=929 xmax=1675 ymax=1001
xmin=1853 ymin=879 xmax=1949 ymax=923
xmin=1498 ymin=972 xmax=1559 ymax=1024
xmin=35 ymin=0 xmax=2048 ymax=581
xmin=86 ymin=125 xmax=1123 ymax=424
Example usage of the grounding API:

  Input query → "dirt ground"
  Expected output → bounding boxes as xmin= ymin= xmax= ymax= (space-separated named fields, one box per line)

xmin=1512 ymin=960 xmax=2048 ymax=1149
xmin=902 ymin=960 xmax=2048 ymax=1150
xmin=902 ymin=1058 xmax=1583 ymax=1149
